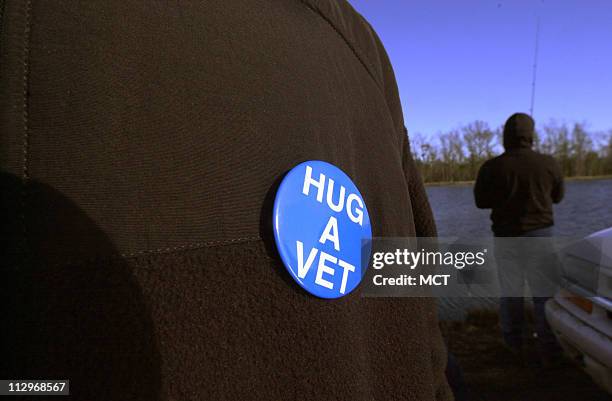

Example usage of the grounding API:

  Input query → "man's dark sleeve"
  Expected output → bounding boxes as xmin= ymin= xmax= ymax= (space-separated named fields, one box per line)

xmin=474 ymin=160 xmax=495 ymax=209
xmin=551 ymin=158 xmax=565 ymax=204
xmin=372 ymin=26 xmax=452 ymax=398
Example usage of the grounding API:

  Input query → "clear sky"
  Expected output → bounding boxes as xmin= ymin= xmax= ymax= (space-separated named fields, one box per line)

xmin=348 ymin=0 xmax=612 ymax=138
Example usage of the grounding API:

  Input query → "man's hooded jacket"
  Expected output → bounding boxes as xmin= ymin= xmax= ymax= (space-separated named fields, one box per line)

xmin=474 ymin=113 xmax=565 ymax=236
xmin=1 ymin=1 xmax=451 ymax=400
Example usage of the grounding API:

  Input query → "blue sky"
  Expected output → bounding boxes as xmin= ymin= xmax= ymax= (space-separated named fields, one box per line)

xmin=348 ymin=0 xmax=612 ymax=139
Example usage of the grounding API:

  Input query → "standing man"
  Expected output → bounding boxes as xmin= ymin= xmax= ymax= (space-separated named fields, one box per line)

xmin=474 ymin=112 xmax=564 ymax=364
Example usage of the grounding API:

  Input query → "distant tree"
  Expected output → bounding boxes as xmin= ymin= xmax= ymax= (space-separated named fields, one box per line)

xmin=463 ymin=121 xmax=495 ymax=178
xmin=439 ymin=130 xmax=465 ymax=181
xmin=409 ymin=120 xmax=612 ymax=183
xmin=570 ymin=123 xmax=592 ymax=176
xmin=604 ymin=131 xmax=612 ymax=174
xmin=542 ymin=122 xmax=571 ymax=175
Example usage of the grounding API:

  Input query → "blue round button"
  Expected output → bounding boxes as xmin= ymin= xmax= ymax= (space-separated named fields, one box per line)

xmin=273 ymin=160 xmax=372 ymax=299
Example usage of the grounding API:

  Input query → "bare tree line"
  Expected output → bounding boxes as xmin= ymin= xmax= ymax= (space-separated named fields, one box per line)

xmin=410 ymin=121 xmax=612 ymax=183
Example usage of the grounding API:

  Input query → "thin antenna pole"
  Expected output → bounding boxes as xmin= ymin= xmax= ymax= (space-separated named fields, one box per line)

xmin=529 ymin=17 xmax=540 ymax=116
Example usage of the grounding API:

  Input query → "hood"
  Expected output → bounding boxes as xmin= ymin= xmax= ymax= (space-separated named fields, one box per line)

xmin=503 ymin=113 xmax=535 ymax=150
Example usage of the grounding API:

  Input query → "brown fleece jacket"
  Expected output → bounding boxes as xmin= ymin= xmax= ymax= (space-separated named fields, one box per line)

xmin=1 ymin=0 xmax=452 ymax=400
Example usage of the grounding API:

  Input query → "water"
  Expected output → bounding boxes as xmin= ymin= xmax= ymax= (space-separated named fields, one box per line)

xmin=426 ymin=179 xmax=612 ymax=319
xmin=427 ymin=178 xmax=612 ymax=238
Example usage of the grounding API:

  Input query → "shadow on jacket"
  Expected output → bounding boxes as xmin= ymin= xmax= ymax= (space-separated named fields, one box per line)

xmin=1 ymin=172 xmax=162 ymax=401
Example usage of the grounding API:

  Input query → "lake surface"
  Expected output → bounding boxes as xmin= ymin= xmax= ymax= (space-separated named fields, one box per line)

xmin=426 ymin=178 xmax=612 ymax=238
xmin=425 ymin=178 xmax=612 ymax=319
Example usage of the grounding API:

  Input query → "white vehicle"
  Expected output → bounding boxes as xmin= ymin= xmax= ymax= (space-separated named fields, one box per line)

xmin=546 ymin=227 xmax=612 ymax=393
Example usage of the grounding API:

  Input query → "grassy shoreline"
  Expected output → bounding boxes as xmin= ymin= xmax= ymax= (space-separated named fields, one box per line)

xmin=441 ymin=309 xmax=611 ymax=401
xmin=424 ymin=174 xmax=612 ymax=187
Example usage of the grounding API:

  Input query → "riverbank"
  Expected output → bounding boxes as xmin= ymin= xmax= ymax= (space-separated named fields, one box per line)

xmin=441 ymin=310 xmax=611 ymax=401
xmin=424 ymin=174 xmax=612 ymax=187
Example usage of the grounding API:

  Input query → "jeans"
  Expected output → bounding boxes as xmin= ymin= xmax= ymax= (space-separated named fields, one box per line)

xmin=495 ymin=226 xmax=560 ymax=355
